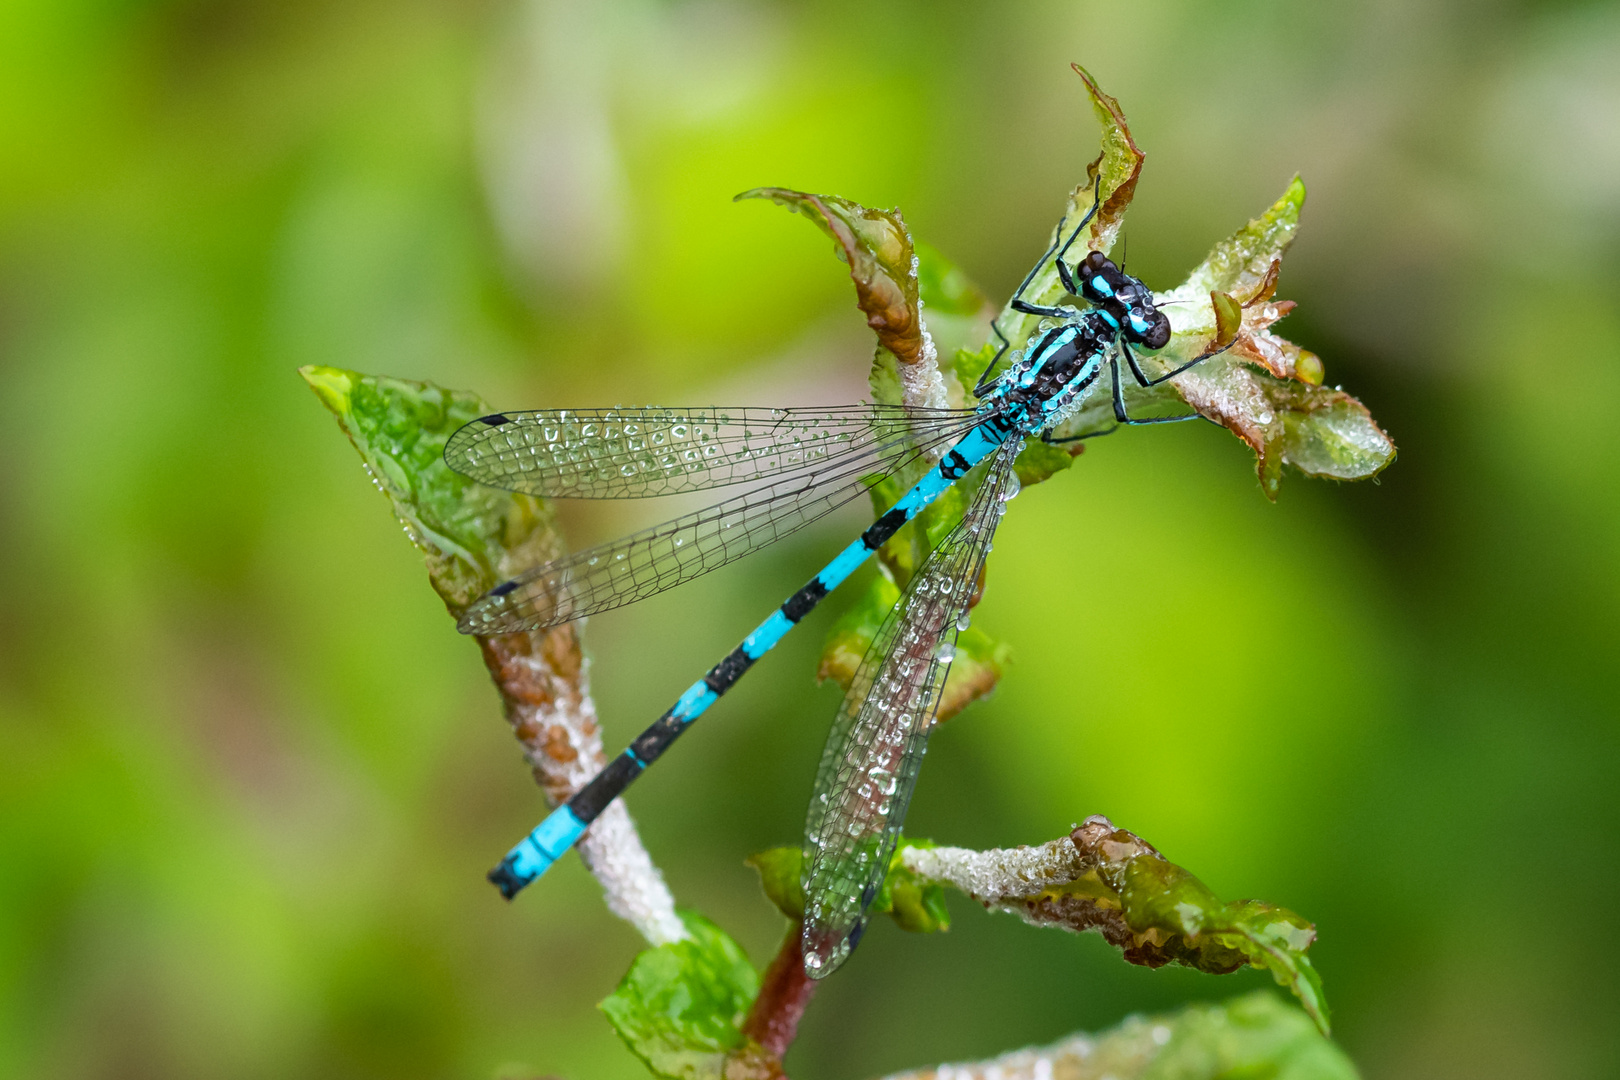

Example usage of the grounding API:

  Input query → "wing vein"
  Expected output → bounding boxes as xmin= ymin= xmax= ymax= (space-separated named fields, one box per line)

xmin=456 ymin=412 xmax=990 ymax=634
xmin=800 ymin=439 xmax=1020 ymax=977
xmin=446 ymin=405 xmax=977 ymax=500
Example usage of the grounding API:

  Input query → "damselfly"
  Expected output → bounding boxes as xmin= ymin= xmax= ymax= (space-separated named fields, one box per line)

xmin=447 ymin=184 xmax=1221 ymax=977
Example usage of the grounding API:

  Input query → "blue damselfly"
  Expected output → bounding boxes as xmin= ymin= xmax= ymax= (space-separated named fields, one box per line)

xmin=447 ymin=183 xmax=1223 ymax=977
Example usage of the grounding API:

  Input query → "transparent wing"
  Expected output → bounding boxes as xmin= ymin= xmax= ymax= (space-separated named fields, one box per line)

xmin=455 ymin=413 xmax=989 ymax=635
xmin=799 ymin=440 xmax=1019 ymax=978
xmin=446 ymin=405 xmax=975 ymax=499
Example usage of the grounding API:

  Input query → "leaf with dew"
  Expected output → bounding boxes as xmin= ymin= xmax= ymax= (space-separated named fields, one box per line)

xmin=748 ymin=843 xmax=949 ymax=936
xmin=876 ymin=992 xmax=1356 ymax=1080
xmin=299 ymin=365 xmax=562 ymax=608
xmin=903 ymin=817 xmax=1332 ymax=1035
xmin=736 ymin=187 xmax=924 ymax=368
xmin=599 ymin=913 xmax=767 ymax=1080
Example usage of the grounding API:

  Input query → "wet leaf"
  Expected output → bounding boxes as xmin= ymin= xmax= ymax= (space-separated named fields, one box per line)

xmin=599 ymin=912 xmax=766 ymax=1080
xmin=737 ymin=188 xmax=924 ymax=367
xmin=904 ymin=817 xmax=1330 ymax=1035
xmin=748 ymin=844 xmax=949 ymax=935
xmin=951 ymin=342 xmax=998 ymax=401
xmin=984 ymin=64 xmax=1145 ymax=387
xmin=1049 ymin=176 xmax=1396 ymax=497
xmin=877 ymin=992 xmax=1357 ymax=1080
xmin=817 ymin=560 xmax=1011 ymax=726
xmin=1277 ymin=382 xmax=1396 ymax=478
xmin=1173 ymin=362 xmax=1395 ymax=498
xmin=1066 ymin=817 xmax=1329 ymax=1033
xmin=745 ymin=848 xmax=806 ymax=922
xmin=299 ymin=365 xmax=561 ymax=607
xmin=1167 ymin=175 xmax=1307 ymax=305
xmin=1209 ymin=290 xmax=1244 ymax=350
xmin=1013 ymin=438 xmax=1082 ymax=487
xmin=917 ymin=242 xmax=996 ymax=380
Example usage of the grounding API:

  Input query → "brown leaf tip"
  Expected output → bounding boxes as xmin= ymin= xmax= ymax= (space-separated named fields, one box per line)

xmin=1070 ymin=814 xmax=1164 ymax=869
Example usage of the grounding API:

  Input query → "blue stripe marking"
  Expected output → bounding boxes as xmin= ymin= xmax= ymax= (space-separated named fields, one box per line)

xmin=1093 ymin=277 xmax=1114 ymax=297
xmin=819 ymin=539 xmax=873 ymax=591
xmin=625 ymin=747 xmax=646 ymax=769
xmin=1021 ymin=327 xmax=1074 ymax=386
xmin=671 ymin=680 xmax=718 ymax=723
xmin=743 ymin=609 xmax=794 ymax=658
xmin=897 ymin=470 xmax=949 ymax=512
xmin=503 ymin=804 xmax=588 ymax=885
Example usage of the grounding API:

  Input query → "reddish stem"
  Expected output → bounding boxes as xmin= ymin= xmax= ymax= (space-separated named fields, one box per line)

xmin=742 ymin=921 xmax=820 ymax=1059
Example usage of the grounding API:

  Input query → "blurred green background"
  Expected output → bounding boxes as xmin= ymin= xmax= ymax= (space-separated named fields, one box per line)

xmin=3 ymin=0 xmax=1618 ymax=1077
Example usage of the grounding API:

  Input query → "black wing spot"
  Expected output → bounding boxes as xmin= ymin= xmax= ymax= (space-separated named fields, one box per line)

xmin=490 ymin=580 xmax=520 ymax=597
xmin=479 ymin=413 xmax=512 ymax=426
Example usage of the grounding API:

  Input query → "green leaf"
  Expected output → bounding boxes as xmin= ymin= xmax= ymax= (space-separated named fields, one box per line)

xmin=736 ymin=187 xmax=924 ymax=367
xmin=1278 ymin=383 xmax=1399 ymax=480
xmin=875 ymin=840 xmax=951 ymax=935
xmin=952 ymin=342 xmax=998 ymax=403
xmin=1115 ymin=852 xmax=1330 ymax=1036
xmin=995 ymin=818 xmax=1331 ymax=1034
xmin=868 ymin=348 xmax=907 ymax=408
xmin=1168 ymin=174 xmax=1307 ymax=304
xmin=983 ymin=65 xmax=1145 ymax=389
xmin=890 ymin=992 xmax=1356 ymax=1080
xmin=744 ymin=848 xmax=806 ymax=922
xmin=904 ymin=819 xmax=1333 ymax=1035
xmin=598 ymin=912 xmax=763 ymax=1080
xmin=748 ymin=844 xmax=950 ymax=936
xmin=1013 ymin=437 xmax=1081 ymax=487
xmin=1172 ymin=362 xmax=1395 ymax=499
xmin=299 ymin=365 xmax=561 ymax=608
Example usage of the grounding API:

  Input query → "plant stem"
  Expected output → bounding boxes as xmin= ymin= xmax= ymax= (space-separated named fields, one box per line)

xmin=478 ymin=625 xmax=686 ymax=946
xmin=742 ymin=921 xmax=820 ymax=1059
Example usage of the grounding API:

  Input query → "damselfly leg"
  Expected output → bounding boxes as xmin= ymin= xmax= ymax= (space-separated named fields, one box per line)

xmin=979 ymin=176 xmax=1104 ymax=397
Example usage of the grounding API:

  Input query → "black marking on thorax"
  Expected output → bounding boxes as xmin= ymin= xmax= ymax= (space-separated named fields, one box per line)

xmin=1012 ymin=315 xmax=1113 ymax=408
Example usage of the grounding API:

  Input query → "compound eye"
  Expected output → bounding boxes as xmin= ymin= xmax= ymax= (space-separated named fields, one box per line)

xmin=1140 ymin=310 xmax=1171 ymax=350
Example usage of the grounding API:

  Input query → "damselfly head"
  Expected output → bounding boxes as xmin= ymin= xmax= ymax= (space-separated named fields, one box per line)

xmin=1074 ymin=250 xmax=1170 ymax=350
xmin=1127 ymin=308 xmax=1172 ymax=350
